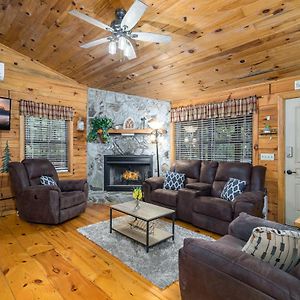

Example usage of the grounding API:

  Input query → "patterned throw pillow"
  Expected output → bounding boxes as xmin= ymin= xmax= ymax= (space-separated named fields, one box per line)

xmin=163 ymin=171 xmax=185 ymax=190
xmin=221 ymin=177 xmax=246 ymax=201
xmin=40 ymin=175 xmax=57 ymax=186
xmin=242 ymin=227 xmax=300 ymax=272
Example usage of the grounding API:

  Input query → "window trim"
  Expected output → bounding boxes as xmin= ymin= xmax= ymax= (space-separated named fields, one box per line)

xmin=20 ymin=115 xmax=73 ymax=174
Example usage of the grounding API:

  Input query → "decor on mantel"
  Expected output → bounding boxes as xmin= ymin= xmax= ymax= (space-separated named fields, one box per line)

xmin=171 ymin=96 xmax=258 ymax=122
xmin=123 ymin=117 xmax=135 ymax=129
xmin=87 ymin=116 xmax=113 ymax=143
xmin=76 ymin=117 xmax=85 ymax=131
xmin=68 ymin=0 xmax=171 ymax=60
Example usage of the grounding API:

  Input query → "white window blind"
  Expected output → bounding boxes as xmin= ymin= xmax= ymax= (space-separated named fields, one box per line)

xmin=175 ymin=115 xmax=253 ymax=163
xmin=25 ymin=116 xmax=69 ymax=172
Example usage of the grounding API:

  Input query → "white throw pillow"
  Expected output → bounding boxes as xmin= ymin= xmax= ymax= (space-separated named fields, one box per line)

xmin=242 ymin=227 xmax=300 ymax=272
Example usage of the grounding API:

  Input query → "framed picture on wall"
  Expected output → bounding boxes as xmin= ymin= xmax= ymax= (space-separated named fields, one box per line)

xmin=0 ymin=97 xmax=11 ymax=130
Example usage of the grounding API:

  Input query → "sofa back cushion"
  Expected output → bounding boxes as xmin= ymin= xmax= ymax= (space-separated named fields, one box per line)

xmin=23 ymin=159 xmax=59 ymax=186
xmin=212 ymin=162 xmax=252 ymax=197
xmin=199 ymin=161 xmax=218 ymax=184
xmin=172 ymin=160 xmax=201 ymax=184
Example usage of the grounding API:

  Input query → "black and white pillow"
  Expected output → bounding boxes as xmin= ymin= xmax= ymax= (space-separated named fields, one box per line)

xmin=242 ymin=227 xmax=300 ymax=272
xmin=163 ymin=171 xmax=185 ymax=190
xmin=40 ymin=175 xmax=57 ymax=186
xmin=221 ymin=177 xmax=246 ymax=201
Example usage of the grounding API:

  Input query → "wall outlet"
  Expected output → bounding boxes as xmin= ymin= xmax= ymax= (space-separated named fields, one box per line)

xmin=295 ymin=80 xmax=300 ymax=90
xmin=260 ymin=153 xmax=275 ymax=161
xmin=0 ymin=62 xmax=4 ymax=81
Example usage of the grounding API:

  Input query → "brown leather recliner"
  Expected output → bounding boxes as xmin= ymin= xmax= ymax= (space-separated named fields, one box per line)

xmin=8 ymin=159 xmax=87 ymax=224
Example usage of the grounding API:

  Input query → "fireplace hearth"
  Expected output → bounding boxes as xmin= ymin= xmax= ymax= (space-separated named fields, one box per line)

xmin=104 ymin=155 xmax=153 ymax=191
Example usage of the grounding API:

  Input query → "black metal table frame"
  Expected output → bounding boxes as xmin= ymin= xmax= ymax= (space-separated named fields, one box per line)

xmin=109 ymin=207 xmax=175 ymax=252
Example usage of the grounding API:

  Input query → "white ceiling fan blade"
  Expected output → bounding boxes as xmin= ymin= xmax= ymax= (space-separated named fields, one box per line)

xmin=80 ymin=37 xmax=110 ymax=49
xmin=69 ymin=10 xmax=113 ymax=32
xmin=121 ymin=0 xmax=148 ymax=31
xmin=131 ymin=32 xmax=172 ymax=43
xmin=124 ymin=40 xmax=137 ymax=60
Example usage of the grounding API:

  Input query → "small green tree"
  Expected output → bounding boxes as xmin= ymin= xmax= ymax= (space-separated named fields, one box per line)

xmin=1 ymin=141 xmax=11 ymax=173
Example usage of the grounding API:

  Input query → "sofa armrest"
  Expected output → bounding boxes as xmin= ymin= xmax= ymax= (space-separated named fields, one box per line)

xmin=144 ymin=177 xmax=164 ymax=190
xmin=19 ymin=185 xmax=61 ymax=224
xmin=58 ymin=179 xmax=87 ymax=192
xmin=179 ymin=238 xmax=300 ymax=300
xmin=232 ymin=191 xmax=264 ymax=219
xmin=229 ymin=212 xmax=294 ymax=242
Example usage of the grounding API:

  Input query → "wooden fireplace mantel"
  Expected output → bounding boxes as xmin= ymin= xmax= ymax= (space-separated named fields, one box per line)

xmin=98 ymin=128 xmax=153 ymax=135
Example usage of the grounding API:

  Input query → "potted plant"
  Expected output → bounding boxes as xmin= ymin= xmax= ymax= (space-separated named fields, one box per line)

xmin=87 ymin=116 xmax=113 ymax=143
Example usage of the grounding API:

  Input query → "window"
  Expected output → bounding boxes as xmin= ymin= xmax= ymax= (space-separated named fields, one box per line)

xmin=25 ymin=116 xmax=69 ymax=172
xmin=175 ymin=115 xmax=253 ymax=163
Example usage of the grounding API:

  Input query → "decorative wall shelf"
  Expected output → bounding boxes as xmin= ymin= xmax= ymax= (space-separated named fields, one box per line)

xmin=98 ymin=128 xmax=153 ymax=135
xmin=259 ymin=129 xmax=277 ymax=136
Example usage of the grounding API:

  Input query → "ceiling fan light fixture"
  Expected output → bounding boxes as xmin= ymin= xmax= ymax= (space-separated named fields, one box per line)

xmin=108 ymin=41 xmax=117 ymax=55
xmin=118 ymin=36 xmax=127 ymax=50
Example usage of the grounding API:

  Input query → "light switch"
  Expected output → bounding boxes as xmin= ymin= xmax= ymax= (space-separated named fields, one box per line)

xmin=260 ymin=153 xmax=275 ymax=161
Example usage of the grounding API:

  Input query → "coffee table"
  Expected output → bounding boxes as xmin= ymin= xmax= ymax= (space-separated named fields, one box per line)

xmin=109 ymin=201 xmax=175 ymax=252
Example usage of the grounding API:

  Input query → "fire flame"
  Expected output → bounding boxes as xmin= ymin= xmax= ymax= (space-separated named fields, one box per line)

xmin=122 ymin=170 xmax=140 ymax=181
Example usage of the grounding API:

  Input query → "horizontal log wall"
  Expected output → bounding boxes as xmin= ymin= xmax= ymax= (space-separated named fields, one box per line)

xmin=171 ymin=76 xmax=300 ymax=222
xmin=0 ymin=43 xmax=87 ymax=215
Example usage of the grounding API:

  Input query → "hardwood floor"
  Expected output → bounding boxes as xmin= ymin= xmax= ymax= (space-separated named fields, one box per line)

xmin=0 ymin=204 xmax=220 ymax=300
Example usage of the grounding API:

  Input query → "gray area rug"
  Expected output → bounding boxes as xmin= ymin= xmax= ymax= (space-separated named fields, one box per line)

xmin=77 ymin=216 xmax=214 ymax=289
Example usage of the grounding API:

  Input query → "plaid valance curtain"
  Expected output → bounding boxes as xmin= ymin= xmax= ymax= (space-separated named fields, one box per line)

xmin=20 ymin=100 xmax=74 ymax=121
xmin=171 ymin=96 xmax=257 ymax=122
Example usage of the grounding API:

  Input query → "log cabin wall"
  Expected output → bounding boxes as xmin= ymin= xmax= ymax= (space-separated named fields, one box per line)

xmin=171 ymin=76 xmax=300 ymax=223
xmin=0 ymin=43 xmax=87 ymax=215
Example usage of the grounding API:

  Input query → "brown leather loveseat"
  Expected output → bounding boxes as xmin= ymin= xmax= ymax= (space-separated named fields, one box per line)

xmin=9 ymin=159 xmax=87 ymax=224
xmin=143 ymin=160 xmax=266 ymax=235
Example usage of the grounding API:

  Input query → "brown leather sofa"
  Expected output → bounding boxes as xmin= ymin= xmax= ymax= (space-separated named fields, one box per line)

xmin=143 ymin=160 xmax=266 ymax=235
xmin=8 ymin=159 xmax=87 ymax=224
xmin=179 ymin=213 xmax=300 ymax=300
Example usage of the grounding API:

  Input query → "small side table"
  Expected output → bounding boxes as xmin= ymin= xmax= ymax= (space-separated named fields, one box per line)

xmin=294 ymin=217 xmax=300 ymax=228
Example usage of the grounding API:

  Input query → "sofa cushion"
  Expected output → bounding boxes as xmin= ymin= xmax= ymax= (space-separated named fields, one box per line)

xmin=151 ymin=188 xmax=177 ymax=207
xmin=163 ymin=171 xmax=185 ymax=190
xmin=215 ymin=235 xmax=246 ymax=250
xmin=60 ymin=191 xmax=86 ymax=209
xmin=199 ymin=161 xmax=218 ymax=184
xmin=212 ymin=162 xmax=252 ymax=197
xmin=242 ymin=227 xmax=300 ymax=272
xmin=193 ymin=196 xmax=233 ymax=222
xmin=23 ymin=158 xmax=59 ymax=186
xmin=185 ymin=182 xmax=211 ymax=195
xmin=290 ymin=263 xmax=300 ymax=280
xmin=172 ymin=160 xmax=201 ymax=181
xmin=221 ymin=178 xmax=247 ymax=201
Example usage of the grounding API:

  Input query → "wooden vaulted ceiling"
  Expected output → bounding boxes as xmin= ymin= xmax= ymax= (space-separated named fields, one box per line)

xmin=0 ymin=0 xmax=300 ymax=102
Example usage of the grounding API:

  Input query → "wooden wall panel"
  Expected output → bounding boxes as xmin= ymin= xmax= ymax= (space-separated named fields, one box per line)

xmin=0 ymin=43 xmax=87 ymax=214
xmin=171 ymin=76 xmax=300 ymax=223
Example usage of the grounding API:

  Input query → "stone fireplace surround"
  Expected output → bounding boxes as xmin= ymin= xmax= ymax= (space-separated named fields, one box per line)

xmin=87 ymin=88 xmax=170 ymax=204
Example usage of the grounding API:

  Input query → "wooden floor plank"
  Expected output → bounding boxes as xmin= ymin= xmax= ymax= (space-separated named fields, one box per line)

xmin=0 ymin=204 xmax=220 ymax=300
xmin=0 ymin=270 xmax=15 ymax=300
xmin=35 ymin=249 xmax=110 ymax=300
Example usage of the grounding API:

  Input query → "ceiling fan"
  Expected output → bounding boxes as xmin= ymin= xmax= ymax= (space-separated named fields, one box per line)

xmin=69 ymin=0 xmax=172 ymax=60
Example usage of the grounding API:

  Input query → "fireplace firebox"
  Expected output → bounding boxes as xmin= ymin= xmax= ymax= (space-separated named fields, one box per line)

xmin=104 ymin=155 xmax=153 ymax=191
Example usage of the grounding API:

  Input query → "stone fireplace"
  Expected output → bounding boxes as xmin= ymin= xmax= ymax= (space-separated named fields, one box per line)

xmin=104 ymin=155 xmax=153 ymax=191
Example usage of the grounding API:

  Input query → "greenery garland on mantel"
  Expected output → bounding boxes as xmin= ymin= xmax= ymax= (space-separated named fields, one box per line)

xmin=87 ymin=116 xmax=113 ymax=143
